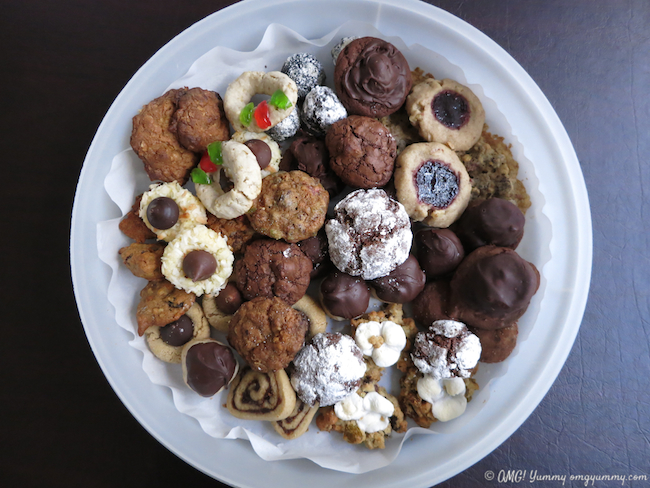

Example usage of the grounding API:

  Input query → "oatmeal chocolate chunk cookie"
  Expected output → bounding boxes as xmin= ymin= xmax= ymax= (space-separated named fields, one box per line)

xmin=205 ymin=213 xmax=255 ymax=254
xmin=406 ymin=78 xmax=485 ymax=152
xmin=334 ymin=37 xmax=412 ymax=118
xmin=325 ymin=115 xmax=397 ymax=189
xmin=459 ymin=131 xmax=531 ymax=214
xmin=119 ymin=194 xmax=156 ymax=243
xmin=145 ymin=302 xmax=210 ymax=364
xmin=130 ymin=88 xmax=198 ymax=184
xmin=235 ymin=239 xmax=312 ymax=305
xmin=248 ymin=171 xmax=329 ymax=243
xmin=169 ymin=87 xmax=229 ymax=153
xmin=395 ymin=142 xmax=471 ymax=228
xmin=135 ymin=280 xmax=196 ymax=336
xmin=119 ymin=242 xmax=165 ymax=281
xmin=228 ymin=297 xmax=308 ymax=373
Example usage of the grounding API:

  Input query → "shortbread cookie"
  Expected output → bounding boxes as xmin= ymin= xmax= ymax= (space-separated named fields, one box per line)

xmin=201 ymin=283 xmax=243 ymax=333
xmin=145 ymin=302 xmax=210 ymax=363
xmin=227 ymin=367 xmax=296 ymax=421
xmin=292 ymin=295 xmax=327 ymax=341
xmin=194 ymin=140 xmax=263 ymax=219
xmin=406 ymin=78 xmax=484 ymax=151
xmin=272 ymin=398 xmax=319 ymax=440
xmin=231 ymin=130 xmax=282 ymax=178
xmin=394 ymin=142 xmax=471 ymax=228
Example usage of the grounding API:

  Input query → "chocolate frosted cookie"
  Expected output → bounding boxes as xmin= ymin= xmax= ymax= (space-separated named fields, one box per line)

xmin=325 ymin=115 xmax=397 ymax=189
xmin=412 ymin=279 xmax=454 ymax=327
xmin=453 ymin=198 xmax=525 ymax=252
xmin=415 ymin=228 xmax=465 ymax=278
xmin=450 ymin=246 xmax=540 ymax=330
xmin=334 ymin=37 xmax=412 ymax=118
xmin=280 ymin=136 xmax=343 ymax=197
xmin=370 ymin=254 xmax=426 ymax=304
xmin=320 ymin=271 xmax=371 ymax=320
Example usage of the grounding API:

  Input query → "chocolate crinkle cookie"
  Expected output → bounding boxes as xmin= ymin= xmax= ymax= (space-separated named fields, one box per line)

xmin=228 ymin=296 xmax=309 ymax=372
xmin=248 ymin=170 xmax=329 ymax=243
xmin=325 ymin=115 xmax=397 ymax=189
xmin=235 ymin=239 xmax=312 ymax=305
xmin=169 ymin=87 xmax=230 ymax=153
xmin=130 ymin=88 xmax=199 ymax=185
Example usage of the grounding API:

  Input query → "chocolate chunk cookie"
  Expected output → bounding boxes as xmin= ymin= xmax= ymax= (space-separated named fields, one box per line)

xmin=135 ymin=280 xmax=196 ymax=336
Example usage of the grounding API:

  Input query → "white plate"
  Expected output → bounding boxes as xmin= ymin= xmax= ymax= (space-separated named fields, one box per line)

xmin=71 ymin=1 xmax=592 ymax=486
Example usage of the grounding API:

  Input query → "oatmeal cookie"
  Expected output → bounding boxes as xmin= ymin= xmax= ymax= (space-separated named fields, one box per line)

xmin=169 ymin=87 xmax=229 ymax=153
xmin=205 ymin=212 xmax=255 ymax=254
xmin=248 ymin=171 xmax=329 ymax=243
xmin=130 ymin=88 xmax=199 ymax=184
xmin=135 ymin=280 xmax=196 ymax=336
xmin=235 ymin=239 xmax=312 ymax=305
xmin=119 ymin=194 xmax=156 ymax=243
xmin=119 ymin=242 xmax=165 ymax=281
xmin=228 ymin=296 xmax=308 ymax=373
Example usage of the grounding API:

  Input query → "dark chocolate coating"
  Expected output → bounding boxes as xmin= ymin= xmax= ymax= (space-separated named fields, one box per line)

xmin=371 ymin=255 xmax=425 ymax=303
xmin=214 ymin=283 xmax=243 ymax=315
xmin=469 ymin=323 xmax=518 ymax=363
xmin=244 ymin=139 xmax=272 ymax=169
xmin=146 ymin=196 xmax=179 ymax=230
xmin=320 ymin=271 xmax=370 ymax=319
xmin=412 ymin=279 xmax=455 ymax=327
xmin=335 ymin=37 xmax=412 ymax=117
xmin=184 ymin=341 xmax=237 ymax=397
xmin=159 ymin=314 xmax=194 ymax=347
xmin=454 ymin=198 xmax=525 ymax=251
xmin=280 ymin=136 xmax=343 ymax=197
xmin=183 ymin=250 xmax=217 ymax=282
xmin=450 ymin=246 xmax=540 ymax=330
xmin=297 ymin=230 xmax=331 ymax=279
xmin=416 ymin=228 xmax=465 ymax=278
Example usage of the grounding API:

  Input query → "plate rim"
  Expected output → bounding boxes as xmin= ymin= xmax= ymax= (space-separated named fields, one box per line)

xmin=71 ymin=0 xmax=593 ymax=486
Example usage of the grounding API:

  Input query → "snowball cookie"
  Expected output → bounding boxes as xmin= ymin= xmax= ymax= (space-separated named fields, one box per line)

xmin=161 ymin=224 xmax=234 ymax=297
xmin=169 ymin=87 xmax=230 ymax=153
xmin=394 ymin=142 xmax=471 ymax=228
xmin=235 ymin=239 xmax=312 ymax=306
xmin=265 ymin=103 xmax=300 ymax=142
xmin=224 ymin=71 xmax=298 ymax=133
xmin=281 ymin=53 xmax=326 ymax=100
xmin=228 ymin=296 xmax=309 ymax=373
xmin=139 ymin=181 xmax=207 ymax=242
xmin=194 ymin=140 xmax=262 ymax=219
xmin=301 ymin=86 xmax=348 ymax=137
xmin=291 ymin=332 xmax=367 ymax=407
xmin=231 ymin=130 xmax=282 ymax=178
xmin=145 ymin=302 xmax=210 ymax=364
xmin=450 ymin=246 xmax=540 ymax=330
xmin=325 ymin=115 xmax=397 ymax=189
xmin=248 ymin=171 xmax=329 ymax=243
xmin=130 ymin=88 xmax=198 ymax=185
xmin=406 ymin=78 xmax=485 ymax=151
xmin=334 ymin=37 xmax=412 ymax=118
xmin=326 ymin=188 xmax=412 ymax=280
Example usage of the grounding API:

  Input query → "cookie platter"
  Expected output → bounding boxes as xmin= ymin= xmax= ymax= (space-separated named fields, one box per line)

xmin=74 ymin=1 xmax=592 ymax=487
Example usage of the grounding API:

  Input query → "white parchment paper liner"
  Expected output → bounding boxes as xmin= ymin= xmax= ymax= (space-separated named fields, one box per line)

xmin=97 ymin=21 xmax=551 ymax=473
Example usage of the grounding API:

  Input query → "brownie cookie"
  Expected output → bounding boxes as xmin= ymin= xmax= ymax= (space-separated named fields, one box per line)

xmin=406 ymin=78 xmax=485 ymax=151
xmin=248 ymin=171 xmax=329 ymax=243
xmin=334 ymin=37 xmax=412 ymax=118
xmin=235 ymin=239 xmax=312 ymax=305
xmin=169 ymin=87 xmax=229 ymax=153
xmin=325 ymin=115 xmax=397 ymax=189
xmin=130 ymin=88 xmax=199 ymax=184
xmin=228 ymin=296 xmax=308 ymax=372
xmin=297 ymin=229 xmax=332 ymax=279
xmin=395 ymin=142 xmax=471 ymax=228
xmin=469 ymin=323 xmax=519 ymax=363
xmin=280 ymin=136 xmax=343 ymax=197
xmin=453 ymin=198 xmax=525 ymax=252
xmin=450 ymin=246 xmax=540 ymax=330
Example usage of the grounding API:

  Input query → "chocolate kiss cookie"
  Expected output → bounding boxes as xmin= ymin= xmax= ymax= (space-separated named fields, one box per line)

xmin=450 ymin=246 xmax=540 ymax=330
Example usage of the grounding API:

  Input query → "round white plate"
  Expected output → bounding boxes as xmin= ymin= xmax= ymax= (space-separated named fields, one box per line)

xmin=71 ymin=1 xmax=592 ymax=486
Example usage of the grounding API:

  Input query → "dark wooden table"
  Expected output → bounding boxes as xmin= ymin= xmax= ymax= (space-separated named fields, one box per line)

xmin=3 ymin=1 xmax=649 ymax=486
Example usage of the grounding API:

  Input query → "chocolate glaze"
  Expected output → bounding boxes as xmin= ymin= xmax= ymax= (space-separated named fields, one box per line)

xmin=320 ymin=271 xmax=370 ymax=319
xmin=416 ymin=228 xmax=465 ymax=278
xmin=159 ymin=314 xmax=194 ymax=347
xmin=453 ymin=198 xmax=525 ymax=251
xmin=341 ymin=38 xmax=411 ymax=113
xmin=451 ymin=246 xmax=539 ymax=330
xmin=297 ymin=230 xmax=331 ymax=279
xmin=184 ymin=341 xmax=237 ymax=397
xmin=214 ymin=282 xmax=243 ymax=315
xmin=244 ymin=139 xmax=272 ymax=169
xmin=146 ymin=196 xmax=179 ymax=230
xmin=183 ymin=250 xmax=217 ymax=282
xmin=371 ymin=255 xmax=425 ymax=303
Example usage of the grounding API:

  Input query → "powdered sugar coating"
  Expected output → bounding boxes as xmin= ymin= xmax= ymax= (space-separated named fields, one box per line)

xmin=325 ymin=189 xmax=412 ymax=280
xmin=290 ymin=332 xmax=366 ymax=407
xmin=411 ymin=320 xmax=481 ymax=379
